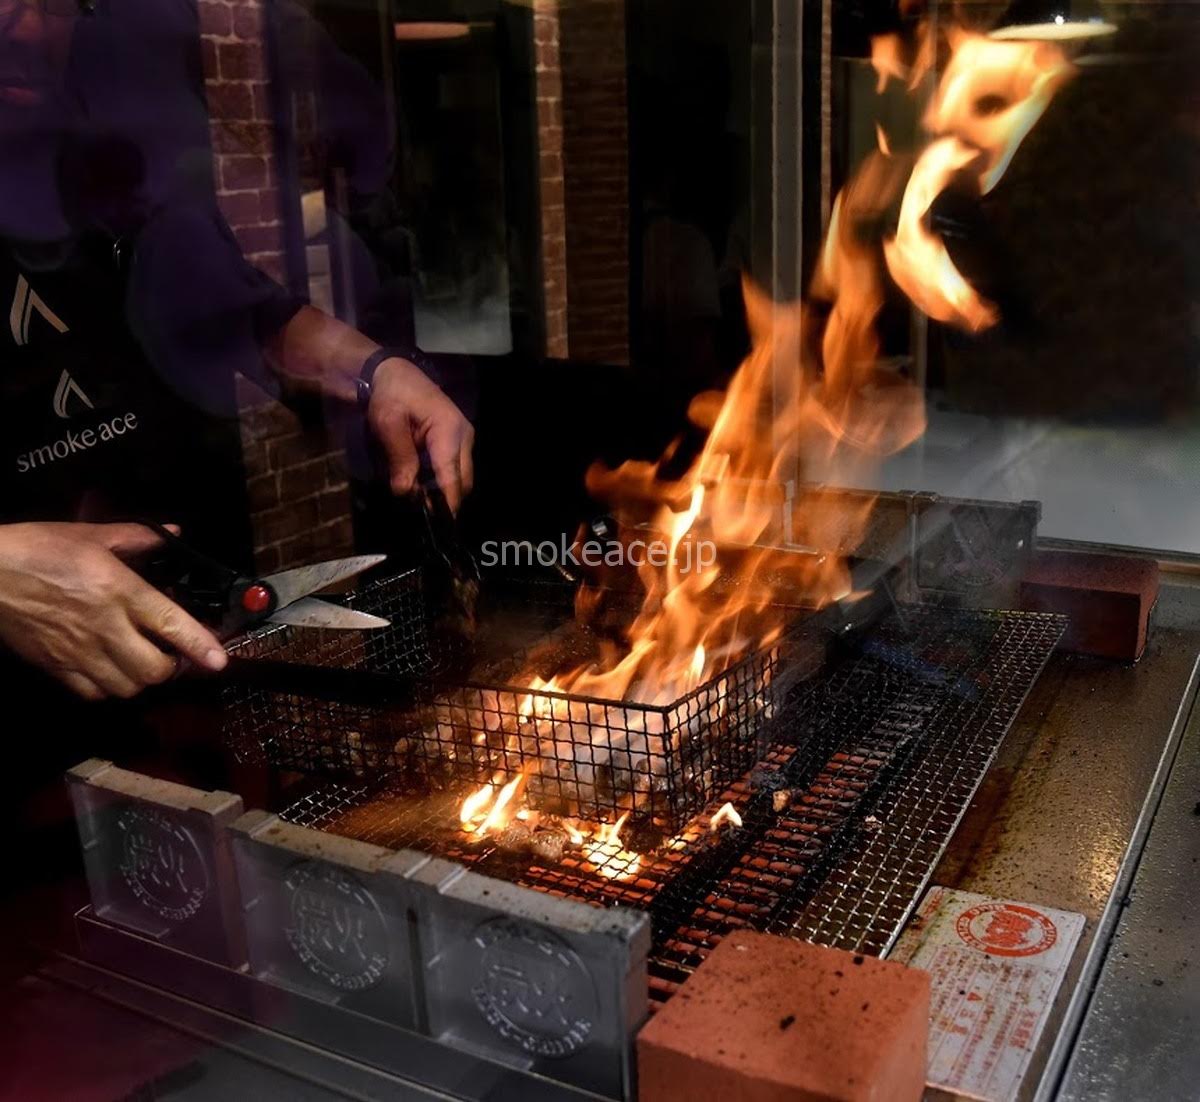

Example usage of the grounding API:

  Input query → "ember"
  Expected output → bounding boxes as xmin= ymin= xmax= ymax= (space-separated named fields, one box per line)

xmin=710 ymin=802 xmax=744 ymax=833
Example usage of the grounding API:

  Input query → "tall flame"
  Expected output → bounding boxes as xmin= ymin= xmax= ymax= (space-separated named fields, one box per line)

xmin=449 ymin=20 xmax=1073 ymax=850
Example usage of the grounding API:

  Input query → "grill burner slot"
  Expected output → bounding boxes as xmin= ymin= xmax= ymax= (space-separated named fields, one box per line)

xmin=275 ymin=604 xmax=1064 ymax=1004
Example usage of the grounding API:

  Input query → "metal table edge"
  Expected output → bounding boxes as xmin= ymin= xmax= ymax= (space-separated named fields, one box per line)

xmin=1032 ymin=652 xmax=1200 ymax=1101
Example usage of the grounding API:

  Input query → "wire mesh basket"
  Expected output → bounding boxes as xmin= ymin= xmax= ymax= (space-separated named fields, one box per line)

xmin=222 ymin=569 xmax=818 ymax=832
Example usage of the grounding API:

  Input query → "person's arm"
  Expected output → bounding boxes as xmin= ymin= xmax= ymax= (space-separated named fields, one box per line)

xmin=263 ymin=305 xmax=475 ymax=513
xmin=0 ymin=523 xmax=228 ymax=700
xmin=130 ymin=209 xmax=473 ymax=512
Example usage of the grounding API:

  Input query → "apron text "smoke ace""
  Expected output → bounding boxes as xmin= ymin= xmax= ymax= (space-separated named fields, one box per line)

xmin=15 ymin=410 xmax=140 ymax=473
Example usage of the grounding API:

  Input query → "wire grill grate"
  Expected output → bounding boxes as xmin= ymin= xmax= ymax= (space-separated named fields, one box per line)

xmin=224 ymin=570 xmax=815 ymax=832
xmin=277 ymin=604 xmax=1064 ymax=1003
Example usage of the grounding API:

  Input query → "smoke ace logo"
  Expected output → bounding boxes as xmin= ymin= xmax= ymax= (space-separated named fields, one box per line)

xmin=9 ymin=273 xmax=143 ymax=474
xmin=10 ymin=273 xmax=67 ymax=346
xmin=16 ymin=410 xmax=140 ymax=473
xmin=53 ymin=368 xmax=94 ymax=419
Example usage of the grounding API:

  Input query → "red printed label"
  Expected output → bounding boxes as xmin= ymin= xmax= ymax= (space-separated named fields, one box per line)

xmin=955 ymin=902 xmax=1058 ymax=958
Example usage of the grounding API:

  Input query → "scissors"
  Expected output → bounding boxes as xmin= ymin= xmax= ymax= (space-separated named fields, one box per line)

xmin=140 ymin=521 xmax=390 ymax=639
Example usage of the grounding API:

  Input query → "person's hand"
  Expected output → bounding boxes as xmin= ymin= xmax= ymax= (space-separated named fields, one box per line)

xmin=366 ymin=357 xmax=475 ymax=513
xmin=0 ymin=522 xmax=228 ymax=700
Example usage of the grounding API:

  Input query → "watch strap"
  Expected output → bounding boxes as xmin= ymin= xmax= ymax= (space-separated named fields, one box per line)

xmin=357 ymin=346 xmax=426 ymax=411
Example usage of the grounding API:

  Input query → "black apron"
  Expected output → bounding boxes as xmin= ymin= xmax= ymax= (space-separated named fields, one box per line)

xmin=0 ymin=229 xmax=252 ymax=564
xmin=0 ymin=228 xmax=256 ymax=893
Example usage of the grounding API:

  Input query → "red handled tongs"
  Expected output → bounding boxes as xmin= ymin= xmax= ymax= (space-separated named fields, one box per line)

xmin=140 ymin=521 xmax=390 ymax=639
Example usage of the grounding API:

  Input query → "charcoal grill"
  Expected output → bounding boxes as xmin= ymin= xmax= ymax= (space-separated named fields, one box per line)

xmin=223 ymin=569 xmax=824 ymax=830
xmin=223 ymin=575 xmax=1064 ymax=1005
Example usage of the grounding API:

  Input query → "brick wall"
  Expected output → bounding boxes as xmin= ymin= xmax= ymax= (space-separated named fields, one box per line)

xmin=558 ymin=0 xmax=630 ymax=365
xmin=533 ymin=1 xmax=569 ymax=359
xmin=198 ymin=0 xmax=354 ymax=573
xmin=531 ymin=0 xmax=630 ymax=364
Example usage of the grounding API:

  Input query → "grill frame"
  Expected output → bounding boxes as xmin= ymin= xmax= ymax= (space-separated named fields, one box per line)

xmin=274 ymin=604 xmax=1066 ymax=1003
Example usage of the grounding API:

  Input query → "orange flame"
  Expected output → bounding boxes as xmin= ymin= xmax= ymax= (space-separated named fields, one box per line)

xmin=584 ymin=812 xmax=642 ymax=881
xmin=478 ymin=773 xmax=526 ymax=835
xmin=925 ymin=30 xmax=1073 ymax=195
xmin=884 ymin=136 xmax=999 ymax=331
xmin=460 ymin=772 xmax=527 ymax=836
xmin=870 ymin=33 xmax=906 ymax=93
xmin=883 ymin=29 xmax=1073 ymax=331
xmin=443 ymin=19 xmax=1072 ymax=864
xmin=459 ymin=782 xmax=495 ymax=828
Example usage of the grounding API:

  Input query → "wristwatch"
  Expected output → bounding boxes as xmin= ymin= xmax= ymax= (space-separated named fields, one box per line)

xmin=356 ymin=346 xmax=435 ymax=412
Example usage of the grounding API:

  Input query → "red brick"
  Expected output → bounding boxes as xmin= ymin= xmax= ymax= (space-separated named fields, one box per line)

xmin=198 ymin=0 xmax=233 ymax=37
xmin=211 ymin=121 xmax=272 ymax=157
xmin=246 ymin=472 xmax=280 ymax=512
xmin=277 ymin=519 xmax=351 ymax=568
xmin=279 ymin=456 xmax=331 ymax=502
xmin=266 ymin=432 xmax=319 ymax=472
xmin=199 ymin=38 xmax=218 ymax=79
xmin=246 ymin=252 xmax=285 ymax=281
xmin=240 ymin=396 xmax=291 ymax=435
xmin=638 ymin=931 xmax=929 ymax=1102
xmin=233 ymin=221 xmax=283 ymax=255
xmin=316 ymin=486 xmax=351 ymax=525
xmin=539 ymin=176 xmax=565 ymax=209
xmin=207 ymin=81 xmax=254 ymax=122
xmin=1019 ymin=550 xmax=1159 ymax=661
xmin=218 ymin=41 xmax=265 ymax=81
xmin=239 ymin=437 xmax=270 ymax=478
xmin=220 ymin=153 xmax=269 ymax=192
xmin=232 ymin=1 xmax=262 ymax=40
xmin=533 ymin=14 xmax=558 ymax=46
xmin=254 ymin=497 xmax=319 ymax=546
xmin=537 ymin=98 xmax=561 ymax=129
xmin=254 ymin=542 xmax=282 ymax=575
xmin=256 ymin=190 xmax=280 ymax=223
xmin=324 ymin=453 xmax=348 ymax=485
xmin=217 ymin=188 xmax=266 ymax=225
xmin=275 ymin=532 xmax=316 ymax=570
xmin=310 ymin=516 xmax=354 ymax=556
xmin=251 ymin=82 xmax=273 ymax=121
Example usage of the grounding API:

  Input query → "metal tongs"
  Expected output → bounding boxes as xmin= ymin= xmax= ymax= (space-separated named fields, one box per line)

xmin=140 ymin=521 xmax=390 ymax=640
xmin=418 ymin=485 xmax=480 ymax=664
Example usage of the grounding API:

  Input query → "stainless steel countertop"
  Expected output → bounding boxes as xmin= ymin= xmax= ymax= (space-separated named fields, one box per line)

xmin=928 ymin=578 xmax=1200 ymax=1100
xmin=34 ymin=580 xmax=1200 ymax=1101
xmin=1055 ymin=650 xmax=1200 ymax=1100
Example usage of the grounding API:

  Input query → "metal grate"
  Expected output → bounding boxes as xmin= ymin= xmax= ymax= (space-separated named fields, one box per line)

xmin=278 ymin=605 xmax=1065 ymax=1003
xmin=222 ymin=569 xmax=439 ymax=774
xmin=223 ymin=570 xmax=815 ymax=832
